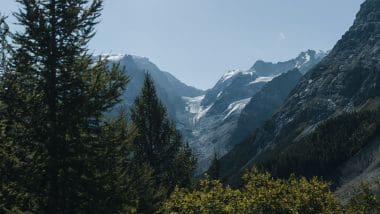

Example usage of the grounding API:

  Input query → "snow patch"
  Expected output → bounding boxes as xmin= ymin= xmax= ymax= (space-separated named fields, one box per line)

xmin=217 ymin=91 xmax=223 ymax=98
xmin=296 ymin=52 xmax=311 ymax=69
xmin=183 ymin=96 xmax=204 ymax=114
xmin=183 ymin=96 xmax=213 ymax=123
xmin=101 ymin=53 xmax=125 ymax=61
xmin=195 ymin=105 xmax=213 ymax=123
xmin=249 ymin=76 xmax=276 ymax=85
xmin=223 ymin=98 xmax=251 ymax=120
xmin=220 ymin=69 xmax=253 ymax=82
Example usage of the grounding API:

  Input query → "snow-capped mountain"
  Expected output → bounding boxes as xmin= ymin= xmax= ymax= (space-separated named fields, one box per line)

xmin=250 ymin=50 xmax=326 ymax=76
xmin=218 ymin=0 xmax=380 ymax=192
xmin=101 ymin=51 xmax=326 ymax=175
xmin=182 ymin=50 xmax=327 ymax=174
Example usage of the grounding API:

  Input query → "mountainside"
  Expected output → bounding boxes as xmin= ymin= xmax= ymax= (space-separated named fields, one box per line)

xmin=183 ymin=50 xmax=325 ymax=174
xmin=231 ymin=69 xmax=303 ymax=146
xmin=219 ymin=0 xmax=380 ymax=193
xmin=103 ymin=54 xmax=204 ymax=121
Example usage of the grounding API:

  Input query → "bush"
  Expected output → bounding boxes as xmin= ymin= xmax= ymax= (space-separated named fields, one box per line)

xmin=163 ymin=168 xmax=342 ymax=214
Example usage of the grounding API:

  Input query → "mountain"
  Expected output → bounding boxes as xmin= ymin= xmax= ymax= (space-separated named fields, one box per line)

xmin=218 ymin=0 xmax=380 ymax=195
xmin=103 ymin=54 xmax=204 ymax=121
xmin=250 ymin=50 xmax=326 ymax=76
xmin=231 ymin=69 xmax=303 ymax=146
xmin=183 ymin=50 xmax=326 ymax=174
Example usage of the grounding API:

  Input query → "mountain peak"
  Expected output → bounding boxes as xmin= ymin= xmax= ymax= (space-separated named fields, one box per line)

xmin=101 ymin=53 xmax=150 ymax=63
xmin=250 ymin=50 xmax=327 ymax=76
xmin=220 ymin=69 xmax=254 ymax=83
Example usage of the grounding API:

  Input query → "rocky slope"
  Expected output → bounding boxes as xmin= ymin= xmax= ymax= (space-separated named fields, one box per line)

xmin=218 ymin=0 xmax=380 ymax=194
xmin=231 ymin=69 xmax=303 ymax=146
xmin=184 ymin=50 xmax=325 ymax=174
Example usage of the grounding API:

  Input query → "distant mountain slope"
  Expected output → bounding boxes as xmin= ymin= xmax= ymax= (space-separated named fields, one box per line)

xmin=184 ymin=50 xmax=326 ymax=174
xmin=219 ymin=0 xmax=380 ymax=192
xmin=103 ymin=54 xmax=204 ymax=120
xmin=231 ymin=69 xmax=303 ymax=146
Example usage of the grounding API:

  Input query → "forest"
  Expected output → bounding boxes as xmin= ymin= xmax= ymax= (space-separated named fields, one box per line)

xmin=0 ymin=0 xmax=379 ymax=213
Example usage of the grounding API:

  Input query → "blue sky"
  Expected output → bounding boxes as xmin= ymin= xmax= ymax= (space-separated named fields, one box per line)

xmin=1 ymin=0 xmax=363 ymax=89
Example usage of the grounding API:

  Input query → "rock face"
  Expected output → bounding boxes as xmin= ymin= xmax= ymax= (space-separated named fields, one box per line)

xmin=184 ymin=51 xmax=325 ymax=174
xmin=219 ymin=0 xmax=380 ymax=187
xmin=231 ymin=69 xmax=303 ymax=146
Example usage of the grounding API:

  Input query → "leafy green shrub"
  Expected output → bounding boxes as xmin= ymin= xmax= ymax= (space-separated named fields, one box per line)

xmin=163 ymin=168 xmax=342 ymax=214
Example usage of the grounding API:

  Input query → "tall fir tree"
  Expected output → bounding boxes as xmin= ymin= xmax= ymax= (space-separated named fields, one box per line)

xmin=131 ymin=73 xmax=196 ymax=200
xmin=98 ymin=111 xmax=159 ymax=213
xmin=0 ymin=0 xmax=130 ymax=212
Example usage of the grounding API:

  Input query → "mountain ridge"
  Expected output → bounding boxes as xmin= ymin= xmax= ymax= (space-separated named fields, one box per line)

xmin=183 ymin=50 xmax=326 ymax=174
xmin=218 ymin=0 xmax=380 ymax=193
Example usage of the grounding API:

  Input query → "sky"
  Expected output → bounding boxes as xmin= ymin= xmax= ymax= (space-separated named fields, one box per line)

xmin=1 ymin=0 xmax=363 ymax=89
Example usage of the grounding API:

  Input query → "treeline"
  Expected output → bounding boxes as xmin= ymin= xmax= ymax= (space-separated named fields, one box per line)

xmin=263 ymin=110 xmax=380 ymax=180
xmin=0 ymin=1 xmax=194 ymax=213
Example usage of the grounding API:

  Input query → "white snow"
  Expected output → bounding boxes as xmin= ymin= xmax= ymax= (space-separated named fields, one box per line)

xmin=183 ymin=95 xmax=213 ymax=124
xmin=217 ymin=91 xmax=223 ymax=98
xmin=249 ymin=76 xmax=276 ymax=85
xmin=296 ymin=52 xmax=311 ymax=69
xmin=220 ymin=69 xmax=253 ymax=82
xmin=101 ymin=53 xmax=126 ymax=61
xmin=223 ymin=98 xmax=251 ymax=120
xmin=194 ymin=105 xmax=213 ymax=123
xmin=183 ymin=96 xmax=204 ymax=114
xmin=100 ymin=54 xmax=149 ymax=63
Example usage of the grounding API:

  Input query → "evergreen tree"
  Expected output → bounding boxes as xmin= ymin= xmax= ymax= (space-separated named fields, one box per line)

xmin=99 ymin=111 xmax=159 ymax=213
xmin=208 ymin=152 xmax=220 ymax=180
xmin=0 ymin=1 xmax=129 ymax=212
xmin=131 ymin=73 xmax=196 ymax=198
xmin=0 ymin=14 xmax=11 ymax=74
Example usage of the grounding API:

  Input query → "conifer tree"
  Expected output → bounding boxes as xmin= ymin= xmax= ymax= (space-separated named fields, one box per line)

xmin=0 ymin=1 xmax=129 ymax=212
xmin=131 ymin=73 xmax=196 ymax=195
xmin=99 ymin=111 xmax=158 ymax=213
xmin=208 ymin=152 xmax=220 ymax=180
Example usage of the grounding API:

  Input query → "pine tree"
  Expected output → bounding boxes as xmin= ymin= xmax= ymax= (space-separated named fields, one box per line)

xmin=208 ymin=152 xmax=220 ymax=180
xmin=130 ymin=73 xmax=196 ymax=199
xmin=0 ymin=1 xmax=128 ymax=212
xmin=99 ymin=111 xmax=159 ymax=213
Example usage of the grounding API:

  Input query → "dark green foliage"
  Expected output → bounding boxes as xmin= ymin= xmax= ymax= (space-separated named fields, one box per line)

xmin=0 ymin=0 xmax=132 ymax=212
xmin=265 ymin=110 xmax=380 ymax=180
xmin=131 ymin=73 xmax=196 ymax=209
xmin=98 ymin=112 xmax=159 ymax=213
xmin=346 ymin=182 xmax=380 ymax=213
xmin=0 ymin=15 xmax=12 ymax=74
xmin=208 ymin=153 xmax=221 ymax=180
xmin=0 ymin=2 xmax=196 ymax=213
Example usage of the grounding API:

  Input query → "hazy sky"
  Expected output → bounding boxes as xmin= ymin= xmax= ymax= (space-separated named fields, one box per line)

xmin=1 ymin=0 xmax=363 ymax=89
